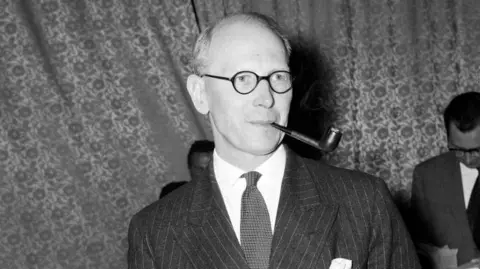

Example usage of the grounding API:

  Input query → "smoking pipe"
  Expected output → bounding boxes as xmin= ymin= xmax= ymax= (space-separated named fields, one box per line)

xmin=271 ymin=122 xmax=342 ymax=153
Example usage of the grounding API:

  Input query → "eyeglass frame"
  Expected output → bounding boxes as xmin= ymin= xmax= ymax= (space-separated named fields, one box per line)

xmin=448 ymin=146 xmax=480 ymax=156
xmin=201 ymin=70 xmax=293 ymax=95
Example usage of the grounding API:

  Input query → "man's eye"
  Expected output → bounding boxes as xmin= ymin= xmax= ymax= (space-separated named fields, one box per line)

xmin=237 ymin=75 xmax=247 ymax=81
xmin=273 ymin=73 xmax=289 ymax=81
xmin=236 ymin=74 xmax=253 ymax=83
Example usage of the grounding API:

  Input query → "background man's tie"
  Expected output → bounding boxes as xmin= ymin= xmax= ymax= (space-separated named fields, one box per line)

xmin=240 ymin=171 xmax=272 ymax=269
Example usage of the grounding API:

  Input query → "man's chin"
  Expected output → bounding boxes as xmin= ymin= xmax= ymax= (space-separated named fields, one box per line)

xmin=247 ymin=141 xmax=282 ymax=156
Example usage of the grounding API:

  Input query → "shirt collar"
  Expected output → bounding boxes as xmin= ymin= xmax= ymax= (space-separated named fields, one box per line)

xmin=460 ymin=162 xmax=480 ymax=177
xmin=213 ymin=145 xmax=286 ymax=187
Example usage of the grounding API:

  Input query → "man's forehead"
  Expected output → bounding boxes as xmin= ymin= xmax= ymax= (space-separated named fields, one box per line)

xmin=449 ymin=123 xmax=480 ymax=146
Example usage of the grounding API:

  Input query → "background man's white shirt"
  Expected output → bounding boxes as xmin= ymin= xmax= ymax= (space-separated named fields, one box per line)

xmin=461 ymin=162 xmax=480 ymax=208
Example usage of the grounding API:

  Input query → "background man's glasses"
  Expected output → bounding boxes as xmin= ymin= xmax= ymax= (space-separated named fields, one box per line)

xmin=201 ymin=70 xmax=293 ymax=95
xmin=448 ymin=146 xmax=480 ymax=156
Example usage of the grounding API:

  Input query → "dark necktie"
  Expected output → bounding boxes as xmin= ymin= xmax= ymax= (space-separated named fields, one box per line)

xmin=240 ymin=171 xmax=272 ymax=269
xmin=467 ymin=169 xmax=480 ymax=248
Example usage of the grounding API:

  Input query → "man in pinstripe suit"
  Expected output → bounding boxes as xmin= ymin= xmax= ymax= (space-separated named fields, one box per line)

xmin=127 ymin=12 xmax=420 ymax=269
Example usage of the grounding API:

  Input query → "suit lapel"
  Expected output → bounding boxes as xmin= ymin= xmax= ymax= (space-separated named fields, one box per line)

xmin=173 ymin=160 xmax=250 ymax=269
xmin=443 ymin=153 xmax=466 ymax=213
xmin=441 ymin=153 xmax=476 ymax=245
xmin=269 ymin=150 xmax=339 ymax=269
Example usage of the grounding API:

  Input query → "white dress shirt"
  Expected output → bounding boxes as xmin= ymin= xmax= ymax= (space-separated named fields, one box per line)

xmin=213 ymin=145 xmax=286 ymax=242
xmin=460 ymin=162 xmax=480 ymax=208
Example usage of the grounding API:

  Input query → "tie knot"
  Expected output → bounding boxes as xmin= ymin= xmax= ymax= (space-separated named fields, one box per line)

xmin=241 ymin=171 xmax=262 ymax=186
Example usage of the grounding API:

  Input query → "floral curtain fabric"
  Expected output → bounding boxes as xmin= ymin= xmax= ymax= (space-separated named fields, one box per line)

xmin=1 ymin=0 xmax=479 ymax=268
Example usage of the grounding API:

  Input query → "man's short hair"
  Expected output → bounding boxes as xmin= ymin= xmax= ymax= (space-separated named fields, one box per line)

xmin=190 ymin=12 xmax=292 ymax=75
xmin=443 ymin=91 xmax=480 ymax=134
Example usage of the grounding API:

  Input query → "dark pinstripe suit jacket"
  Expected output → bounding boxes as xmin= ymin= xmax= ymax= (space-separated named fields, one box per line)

xmin=128 ymin=148 xmax=420 ymax=269
xmin=411 ymin=151 xmax=479 ymax=265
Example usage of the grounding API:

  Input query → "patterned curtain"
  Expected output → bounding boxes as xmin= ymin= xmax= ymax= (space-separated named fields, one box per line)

xmin=1 ymin=0 xmax=479 ymax=268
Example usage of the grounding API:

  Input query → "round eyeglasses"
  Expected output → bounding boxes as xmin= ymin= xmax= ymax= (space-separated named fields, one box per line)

xmin=201 ymin=70 xmax=293 ymax=95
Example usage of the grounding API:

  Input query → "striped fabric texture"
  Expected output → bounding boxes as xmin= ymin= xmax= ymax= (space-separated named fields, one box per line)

xmin=128 ymin=148 xmax=420 ymax=269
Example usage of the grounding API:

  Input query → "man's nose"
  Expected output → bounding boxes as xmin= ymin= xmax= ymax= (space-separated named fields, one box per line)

xmin=253 ymin=79 xmax=274 ymax=108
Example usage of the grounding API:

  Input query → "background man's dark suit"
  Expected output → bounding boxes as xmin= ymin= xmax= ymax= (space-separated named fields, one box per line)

xmin=128 ymin=149 xmax=419 ymax=269
xmin=411 ymin=151 xmax=478 ymax=265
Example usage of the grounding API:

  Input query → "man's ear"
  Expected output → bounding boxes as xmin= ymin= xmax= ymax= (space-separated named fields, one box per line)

xmin=186 ymin=74 xmax=209 ymax=115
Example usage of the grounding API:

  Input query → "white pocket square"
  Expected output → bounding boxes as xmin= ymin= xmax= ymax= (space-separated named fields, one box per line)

xmin=329 ymin=258 xmax=352 ymax=269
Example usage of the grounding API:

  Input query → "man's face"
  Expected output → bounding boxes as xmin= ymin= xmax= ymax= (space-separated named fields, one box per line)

xmin=191 ymin=152 xmax=211 ymax=170
xmin=448 ymin=123 xmax=480 ymax=168
xmin=190 ymin=22 xmax=292 ymax=160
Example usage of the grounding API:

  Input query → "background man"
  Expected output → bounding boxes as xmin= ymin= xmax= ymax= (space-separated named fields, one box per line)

xmin=411 ymin=91 xmax=480 ymax=267
xmin=159 ymin=140 xmax=214 ymax=199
